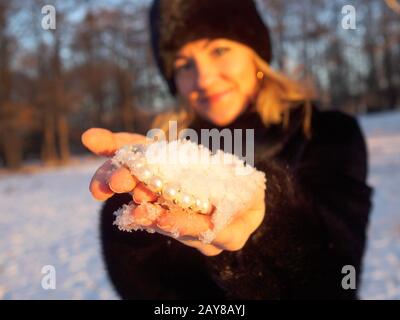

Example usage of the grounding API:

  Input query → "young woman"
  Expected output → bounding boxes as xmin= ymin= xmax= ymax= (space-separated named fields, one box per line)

xmin=82 ymin=0 xmax=372 ymax=299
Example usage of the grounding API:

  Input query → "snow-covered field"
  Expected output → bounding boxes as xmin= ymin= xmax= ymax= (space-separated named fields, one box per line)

xmin=0 ymin=158 xmax=117 ymax=299
xmin=358 ymin=111 xmax=400 ymax=299
xmin=0 ymin=111 xmax=399 ymax=300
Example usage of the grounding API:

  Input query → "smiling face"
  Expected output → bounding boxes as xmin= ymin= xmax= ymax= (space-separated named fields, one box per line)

xmin=173 ymin=38 xmax=259 ymax=126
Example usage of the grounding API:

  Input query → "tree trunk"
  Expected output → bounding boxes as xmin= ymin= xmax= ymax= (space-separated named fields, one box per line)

xmin=41 ymin=113 xmax=58 ymax=165
xmin=1 ymin=128 xmax=23 ymax=169
xmin=57 ymin=113 xmax=70 ymax=164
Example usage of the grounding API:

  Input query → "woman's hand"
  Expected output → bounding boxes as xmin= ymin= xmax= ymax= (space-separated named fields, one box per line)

xmin=82 ymin=128 xmax=266 ymax=256
xmin=81 ymin=128 xmax=148 ymax=201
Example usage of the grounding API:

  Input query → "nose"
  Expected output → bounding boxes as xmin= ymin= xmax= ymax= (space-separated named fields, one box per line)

xmin=194 ymin=56 xmax=217 ymax=91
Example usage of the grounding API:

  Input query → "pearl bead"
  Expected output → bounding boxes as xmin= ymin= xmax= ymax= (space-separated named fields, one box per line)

xmin=193 ymin=198 xmax=203 ymax=211
xmin=163 ymin=184 xmax=179 ymax=202
xmin=178 ymin=193 xmax=194 ymax=209
xmin=148 ymin=176 xmax=163 ymax=192
xmin=199 ymin=199 xmax=211 ymax=214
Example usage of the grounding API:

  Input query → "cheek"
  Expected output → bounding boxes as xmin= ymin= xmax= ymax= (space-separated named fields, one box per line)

xmin=220 ymin=55 xmax=257 ymax=96
xmin=175 ymin=73 xmax=194 ymax=98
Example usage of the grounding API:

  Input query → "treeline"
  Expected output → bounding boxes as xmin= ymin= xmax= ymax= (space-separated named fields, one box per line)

xmin=0 ymin=0 xmax=399 ymax=169
xmin=260 ymin=0 xmax=400 ymax=112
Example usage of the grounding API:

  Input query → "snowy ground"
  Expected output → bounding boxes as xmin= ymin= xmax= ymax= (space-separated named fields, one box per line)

xmin=358 ymin=111 xmax=400 ymax=299
xmin=0 ymin=158 xmax=117 ymax=299
xmin=0 ymin=111 xmax=399 ymax=300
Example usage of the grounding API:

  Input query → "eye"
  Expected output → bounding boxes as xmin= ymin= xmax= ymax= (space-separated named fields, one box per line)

xmin=211 ymin=47 xmax=230 ymax=56
xmin=174 ymin=60 xmax=194 ymax=73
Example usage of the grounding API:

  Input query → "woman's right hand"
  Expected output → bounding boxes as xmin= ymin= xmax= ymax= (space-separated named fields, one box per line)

xmin=81 ymin=127 xmax=263 ymax=257
xmin=81 ymin=127 xmax=225 ymax=256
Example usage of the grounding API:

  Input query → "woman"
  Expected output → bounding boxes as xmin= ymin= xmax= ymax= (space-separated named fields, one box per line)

xmin=82 ymin=0 xmax=372 ymax=299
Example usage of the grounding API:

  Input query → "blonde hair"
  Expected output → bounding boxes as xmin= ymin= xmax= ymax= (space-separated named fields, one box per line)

xmin=152 ymin=53 xmax=314 ymax=138
xmin=253 ymin=54 xmax=314 ymax=137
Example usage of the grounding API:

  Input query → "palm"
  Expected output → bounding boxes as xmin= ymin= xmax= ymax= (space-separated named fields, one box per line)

xmin=82 ymin=128 xmax=266 ymax=256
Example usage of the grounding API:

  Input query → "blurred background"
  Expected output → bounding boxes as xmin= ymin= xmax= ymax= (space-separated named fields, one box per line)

xmin=0 ymin=0 xmax=399 ymax=299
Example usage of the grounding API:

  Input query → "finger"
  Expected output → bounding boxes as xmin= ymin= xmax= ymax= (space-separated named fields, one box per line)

xmin=132 ymin=182 xmax=159 ymax=204
xmin=130 ymin=203 xmax=165 ymax=226
xmin=81 ymin=128 xmax=116 ymax=157
xmin=130 ymin=204 xmax=222 ymax=256
xmin=108 ymin=167 xmax=138 ymax=193
xmin=156 ymin=209 xmax=213 ymax=238
xmin=81 ymin=128 xmax=148 ymax=157
xmin=130 ymin=204 xmax=222 ymax=255
xmin=89 ymin=160 xmax=115 ymax=201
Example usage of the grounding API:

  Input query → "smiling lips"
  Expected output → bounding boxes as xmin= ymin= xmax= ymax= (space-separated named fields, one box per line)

xmin=200 ymin=89 xmax=233 ymax=104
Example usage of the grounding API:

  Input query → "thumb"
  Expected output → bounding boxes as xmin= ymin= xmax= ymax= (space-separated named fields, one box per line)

xmin=81 ymin=128 xmax=148 ymax=157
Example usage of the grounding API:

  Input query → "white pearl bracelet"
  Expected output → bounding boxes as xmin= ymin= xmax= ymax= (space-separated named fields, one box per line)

xmin=121 ymin=144 xmax=212 ymax=215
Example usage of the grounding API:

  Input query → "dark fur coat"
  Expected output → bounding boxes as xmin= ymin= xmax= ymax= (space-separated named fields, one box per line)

xmin=99 ymin=104 xmax=372 ymax=299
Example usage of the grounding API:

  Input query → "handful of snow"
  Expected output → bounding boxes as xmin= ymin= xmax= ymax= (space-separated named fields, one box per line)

xmin=111 ymin=139 xmax=266 ymax=244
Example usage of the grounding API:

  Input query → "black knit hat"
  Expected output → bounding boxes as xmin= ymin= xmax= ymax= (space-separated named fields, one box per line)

xmin=149 ymin=0 xmax=272 ymax=95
